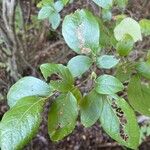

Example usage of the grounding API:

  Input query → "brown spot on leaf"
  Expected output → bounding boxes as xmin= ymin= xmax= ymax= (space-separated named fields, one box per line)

xmin=76 ymin=23 xmax=91 ymax=54
xmin=111 ymin=101 xmax=128 ymax=141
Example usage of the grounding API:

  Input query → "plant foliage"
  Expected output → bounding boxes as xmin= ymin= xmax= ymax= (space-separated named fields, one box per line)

xmin=1 ymin=0 xmax=150 ymax=149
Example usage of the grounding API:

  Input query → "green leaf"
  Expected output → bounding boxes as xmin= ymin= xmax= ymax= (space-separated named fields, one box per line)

xmin=139 ymin=19 xmax=150 ymax=36
xmin=116 ymin=34 xmax=134 ymax=56
xmin=40 ymin=63 xmax=74 ymax=92
xmin=37 ymin=0 xmax=54 ymax=8
xmin=102 ymin=9 xmax=112 ymax=21
xmin=115 ymin=14 xmax=127 ymax=24
xmin=80 ymin=90 xmax=104 ymax=127
xmin=99 ymin=96 xmax=140 ymax=149
xmin=15 ymin=6 xmax=24 ymax=33
xmin=0 ymin=96 xmax=45 ymax=150
xmin=96 ymin=55 xmax=119 ymax=69
xmin=7 ymin=76 xmax=51 ymax=107
xmin=92 ymin=0 xmax=112 ymax=9
xmin=136 ymin=61 xmax=150 ymax=80
xmin=48 ymin=92 xmax=78 ymax=141
xmin=115 ymin=62 xmax=133 ymax=83
xmin=38 ymin=4 xmax=61 ymax=29
xmin=98 ymin=19 xmax=117 ymax=48
xmin=115 ymin=0 xmax=128 ymax=9
xmin=49 ymin=12 xmax=61 ymax=30
xmin=128 ymin=75 xmax=150 ymax=116
xmin=61 ymin=0 xmax=70 ymax=5
xmin=62 ymin=9 xmax=100 ymax=54
xmin=38 ymin=5 xmax=54 ymax=20
xmin=54 ymin=1 xmax=64 ymax=12
xmin=70 ymin=87 xmax=82 ymax=103
xmin=67 ymin=55 xmax=93 ymax=77
xmin=95 ymin=74 xmax=124 ymax=94
xmin=114 ymin=17 xmax=142 ymax=42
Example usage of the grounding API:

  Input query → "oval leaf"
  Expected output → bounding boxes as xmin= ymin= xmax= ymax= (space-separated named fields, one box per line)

xmin=48 ymin=92 xmax=78 ymax=141
xmin=80 ymin=90 xmax=104 ymax=127
xmin=96 ymin=55 xmax=119 ymax=69
xmin=99 ymin=96 xmax=140 ymax=149
xmin=49 ymin=12 xmax=61 ymax=30
xmin=114 ymin=17 xmax=142 ymax=42
xmin=95 ymin=74 xmax=124 ymax=94
xmin=7 ymin=76 xmax=51 ymax=107
xmin=67 ymin=55 xmax=93 ymax=77
xmin=0 ymin=96 xmax=45 ymax=150
xmin=128 ymin=75 xmax=150 ymax=116
xmin=62 ymin=9 xmax=100 ymax=54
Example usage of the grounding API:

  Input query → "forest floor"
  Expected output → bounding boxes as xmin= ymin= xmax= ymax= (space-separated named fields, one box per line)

xmin=0 ymin=0 xmax=150 ymax=149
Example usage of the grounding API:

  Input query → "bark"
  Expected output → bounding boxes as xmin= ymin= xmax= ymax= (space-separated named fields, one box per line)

xmin=0 ymin=0 xmax=31 ymax=81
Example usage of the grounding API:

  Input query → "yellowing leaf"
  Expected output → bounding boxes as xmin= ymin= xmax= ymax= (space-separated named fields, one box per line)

xmin=114 ymin=17 xmax=142 ymax=42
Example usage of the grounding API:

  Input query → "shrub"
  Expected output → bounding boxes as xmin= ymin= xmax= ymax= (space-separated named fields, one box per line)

xmin=0 ymin=0 xmax=150 ymax=149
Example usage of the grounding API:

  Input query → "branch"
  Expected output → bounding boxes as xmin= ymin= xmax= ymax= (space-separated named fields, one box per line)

xmin=2 ymin=0 xmax=17 ymax=48
xmin=0 ymin=22 xmax=13 ymax=50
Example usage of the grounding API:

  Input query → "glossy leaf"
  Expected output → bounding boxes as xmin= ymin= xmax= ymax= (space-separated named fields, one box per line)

xmin=80 ymin=90 xmax=104 ymax=127
xmin=54 ymin=1 xmax=64 ymax=12
xmin=67 ymin=55 xmax=93 ymax=77
xmin=48 ymin=92 xmax=78 ymax=141
xmin=139 ymin=19 xmax=150 ymax=36
xmin=38 ymin=5 xmax=61 ymax=29
xmin=116 ymin=34 xmax=134 ymax=56
xmin=95 ymin=74 xmax=124 ymax=94
xmin=38 ymin=5 xmax=54 ymax=20
xmin=128 ymin=75 xmax=150 ymax=116
xmin=114 ymin=17 xmax=142 ymax=42
xmin=40 ymin=63 xmax=74 ymax=92
xmin=100 ymin=96 xmax=140 ymax=149
xmin=0 ymin=96 xmax=45 ymax=150
xmin=49 ymin=12 xmax=61 ymax=29
xmin=62 ymin=9 xmax=100 ymax=54
xmin=92 ymin=0 xmax=112 ymax=8
xmin=96 ymin=55 xmax=119 ymax=69
xmin=7 ymin=76 xmax=51 ymax=107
